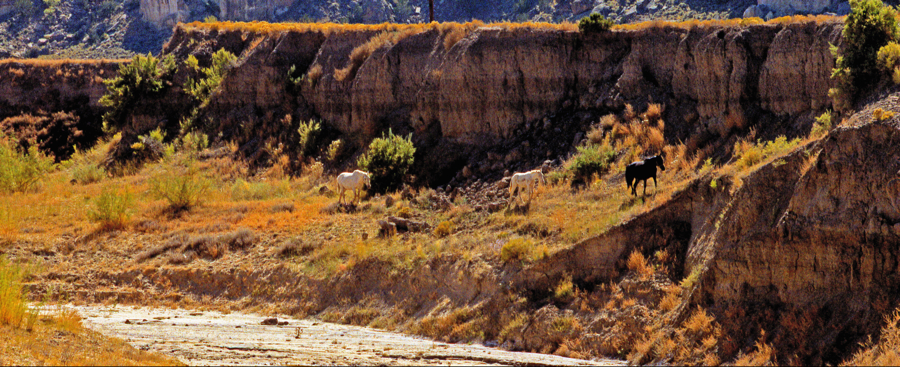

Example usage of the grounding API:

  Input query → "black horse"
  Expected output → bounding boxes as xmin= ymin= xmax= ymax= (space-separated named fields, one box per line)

xmin=625 ymin=155 xmax=665 ymax=196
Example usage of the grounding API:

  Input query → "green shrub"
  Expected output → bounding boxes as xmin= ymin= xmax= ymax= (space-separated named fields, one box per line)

xmin=578 ymin=13 xmax=614 ymax=34
xmin=734 ymin=136 xmax=802 ymax=171
xmin=203 ymin=15 xmax=217 ymax=22
xmin=357 ymin=129 xmax=416 ymax=194
xmin=326 ymin=139 xmax=344 ymax=162
xmin=43 ymin=0 xmax=59 ymax=16
xmin=830 ymin=0 xmax=899 ymax=110
xmin=179 ymin=131 xmax=209 ymax=154
xmin=0 ymin=135 xmax=55 ymax=193
xmin=100 ymin=53 xmax=177 ymax=133
xmin=297 ymin=119 xmax=321 ymax=157
xmin=185 ymin=48 xmax=236 ymax=104
xmin=87 ymin=188 xmax=132 ymax=230
xmin=567 ymin=142 xmax=615 ymax=184
xmin=811 ymin=110 xmax=833 ymax=137
xmin=149 ymin=163 xmax=212 ymax=212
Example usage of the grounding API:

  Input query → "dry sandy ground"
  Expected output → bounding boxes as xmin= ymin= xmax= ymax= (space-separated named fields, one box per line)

xmin=65 ymin=305 xmax=623 ymax=366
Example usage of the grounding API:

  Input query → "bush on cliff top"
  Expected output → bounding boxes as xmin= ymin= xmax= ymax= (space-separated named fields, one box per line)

xmin=100 ymin=53 xmax=176 ymax=134
xmin=578 ymin=13 xmax=614 ymax=34
xmin=357 ymin=129 xmax=415 ymax=194
xmin=830 ymin=0 xmax=899 ymax=111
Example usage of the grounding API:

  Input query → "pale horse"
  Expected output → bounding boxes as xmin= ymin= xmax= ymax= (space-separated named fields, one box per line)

xmin=336 ymin=170 xmax=371 ymax=205
xmin=508 ymin=169 xmax=547 ymax=206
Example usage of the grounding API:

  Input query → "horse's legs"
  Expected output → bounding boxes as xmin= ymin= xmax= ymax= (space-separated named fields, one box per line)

xmin=653 ymin=176 xmax=658 ymax=190
xmin=339 ymin=188 xmax=345 ymax=204
xmin=642 ymin=180 xmax=647 ymax=196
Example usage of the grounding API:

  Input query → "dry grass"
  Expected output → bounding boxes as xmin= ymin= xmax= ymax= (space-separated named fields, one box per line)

xmin=842 ymin=309 xmax=900 ymax=366
xmin=613 ymin=14 xmax=840 ymax=32
xmin=183 ymin=20 xmax=577 ymax=38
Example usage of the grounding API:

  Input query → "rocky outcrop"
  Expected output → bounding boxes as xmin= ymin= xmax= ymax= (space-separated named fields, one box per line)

xmin=140 ymin=0 xmax=188 ymax=28
xmin=759 ymin=0 xmax=835 ymax=15
xmin=218 ymin=0 xmax=293 ymax=21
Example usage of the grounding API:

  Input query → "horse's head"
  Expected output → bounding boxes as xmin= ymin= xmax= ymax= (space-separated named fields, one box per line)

xmin=362 ymin=171 xmax=371 ymax=189
xmin=653 ymin=155 xmax=666 ymax=171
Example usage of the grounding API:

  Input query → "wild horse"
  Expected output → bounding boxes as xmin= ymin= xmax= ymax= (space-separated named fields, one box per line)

xmin=625 ymin=155 xmax=665 ymax=196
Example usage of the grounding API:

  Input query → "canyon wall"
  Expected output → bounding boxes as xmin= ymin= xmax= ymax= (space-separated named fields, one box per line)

xmin=156 ymin=20 xmax=839 ymax=180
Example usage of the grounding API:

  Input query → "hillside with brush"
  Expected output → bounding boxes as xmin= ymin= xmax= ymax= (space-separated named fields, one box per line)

xmin=8 ymin=0 xmax=900 ymax=365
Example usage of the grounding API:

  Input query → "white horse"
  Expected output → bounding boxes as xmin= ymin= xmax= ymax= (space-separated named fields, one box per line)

xmin=336 ymin=170 xmax=371 ymax=205
xmin=508 ymin=169 xmax=546 ymax=206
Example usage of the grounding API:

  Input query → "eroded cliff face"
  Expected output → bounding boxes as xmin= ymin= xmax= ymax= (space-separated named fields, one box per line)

xmin=158 ymin=20 xmax=840 ymax=181
xmin=511 ymin=112 xmax=900 ymax=364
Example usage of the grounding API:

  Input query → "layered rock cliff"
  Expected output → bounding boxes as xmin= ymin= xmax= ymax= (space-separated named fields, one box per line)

xmin=155 ymin=20 xmax=840 ymax=182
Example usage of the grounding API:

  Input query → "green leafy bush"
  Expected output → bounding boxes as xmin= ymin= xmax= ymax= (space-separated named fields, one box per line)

xmin=830 ymin=0 xmax=899 ymax=110
xmin=878 ymin=41 xmax=900 ymax=84
xmin=297 ymin=119 xmax=321 ymax=157
xmin=567 ymin=142 xmax=615 ymax=184
xmin=578 ymin=13 xmax=614 ymax=34
xmin=185 ymin=48 xmax=236 ymax=104
xmin=811 ymin=110 xmax=833 ymax=137
xmin=0 ymin=135 xmax=55 ymax=193
xmin=100 ymin=53 xmax=177 ymax=133
xmin=179 ymin=131 xmax=209 ymax=155
xmin=357 ymin=129 xmax=416 ymax=194
xmin=149 ymin=163 xmax=212 ymax=212
xmin=87 ymin=188 xmax=132 ymax=230
xmin=326 ymin=139 xmax=344 ymax=162
xmin=43 ymin=0 xmax=60 ymax=16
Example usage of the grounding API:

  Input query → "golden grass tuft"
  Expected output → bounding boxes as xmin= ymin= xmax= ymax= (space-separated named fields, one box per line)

xmin=842 ymin=308 xmax=900 ymax=366
xmin=733 ymin=330 xmax=776 ymax=366
xmin=627 ymin=250 xmax=653 ymax=278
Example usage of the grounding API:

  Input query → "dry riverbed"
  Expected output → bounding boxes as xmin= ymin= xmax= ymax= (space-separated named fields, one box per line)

xmin=63 ymin=305 xmax=623 ymax=366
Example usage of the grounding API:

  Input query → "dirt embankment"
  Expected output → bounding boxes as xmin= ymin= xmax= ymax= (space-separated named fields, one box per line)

xmin=0 ymin=59 xmax=124 ymax=159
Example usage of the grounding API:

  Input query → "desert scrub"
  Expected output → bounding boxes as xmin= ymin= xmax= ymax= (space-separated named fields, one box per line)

xmin=87 ymin=188 xmax=132 ymax=230
xmin=0 ymin=134 xmax=55 ymax=193
xmin=878 ymin=41 xmax=900 ymax=83
xmin=578 ymin=13 xmax=614 ymax=33
xmin=830 ymin=0 xmax=899 ymax=111
xmin=100 ymin=53 xmax=176 ymax=133
xmin=357 ymin=129 xmax=415 ymax=194
xmin=811 ymin=110 xmax=833 ymax=137
xmin=500 ymin=237 xmax=534 ymax=263
xmin=149 ymin=162 xmax=212 ymax=212
xmin=184 ymin=48 xmax=236 ymax=104
xmin=733 ymin=135 xmax=801 ymax=171
xmin=297 ymin=119 xmax=322 ymax=157
xmin=567 ymin=140 xmax=615 ymax=185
